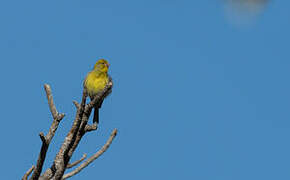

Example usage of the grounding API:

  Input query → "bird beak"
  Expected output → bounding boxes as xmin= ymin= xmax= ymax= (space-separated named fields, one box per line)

xmin=106 ymin=63 xmax=110 ymax=68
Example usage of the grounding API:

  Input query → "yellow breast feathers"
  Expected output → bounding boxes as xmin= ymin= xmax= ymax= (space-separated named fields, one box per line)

xmin=84 ymin=59 xmax=110 ymax=99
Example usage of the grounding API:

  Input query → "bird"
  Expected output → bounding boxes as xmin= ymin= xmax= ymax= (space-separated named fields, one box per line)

xmin=84 ymin=59 xmax=112 ymax=124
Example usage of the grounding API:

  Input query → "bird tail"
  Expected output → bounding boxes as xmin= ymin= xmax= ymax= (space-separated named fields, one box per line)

xmin=93 ymin=108 xmax=99 ymax=124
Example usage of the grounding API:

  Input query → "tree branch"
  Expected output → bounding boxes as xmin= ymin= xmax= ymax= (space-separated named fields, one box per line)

xmin=62 ymin=129 xmax=118 ymax=179
xmin=44 ymin=84 xmax=59 ymax=119
xmin=42 ymin=90 xmax=88 ymax=180
xmin=29 ymin=84 xmax=65 ymax=180
xmin=72 ymin=101 xmax=79 ymax=109
xmin=39 ymin=132 xmax=47 ymax=144
xmin=66 ymin=154 xmax=87 ymax=169
xmin=22 ymin=166 xmax=35 ymax=180
xmin=31 ymin=78 xmax=115 ymax=180
xmin=84 ymin=122 xmax=98 ymax=132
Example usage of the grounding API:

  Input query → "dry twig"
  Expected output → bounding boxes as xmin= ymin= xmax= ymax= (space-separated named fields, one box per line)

xmin=22 ymin=166 xmax=35 ymax=180
xmin=62 ymin=129 xmax=118 ymax=179
xmin=66 ymin=154 xmax=87 ymax=169
xmin=29 ymin=85 xmax=65 ymax=180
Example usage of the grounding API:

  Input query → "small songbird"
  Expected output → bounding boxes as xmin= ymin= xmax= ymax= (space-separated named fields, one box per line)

xmin=84 ymin=59 xmax=112 ymax=124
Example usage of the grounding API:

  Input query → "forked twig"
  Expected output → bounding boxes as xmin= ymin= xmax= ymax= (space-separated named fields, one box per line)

xmin=62 ymin=129 xmax=117 ymax=179
xmin=22 ymin=166 xmax=35 ymax=180
xmin=29 ymin=84 xmax=65 ymax=180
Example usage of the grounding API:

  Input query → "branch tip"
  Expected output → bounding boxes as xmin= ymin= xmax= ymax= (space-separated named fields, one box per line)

xmin=73 ymin=101 xmax=80 ymax=109
xmin=58 ymin=113 xmax=65 ymax=120
xmin=85 ymin=123 xmax=98 ymax=132
xmin=39 ymin=132 xmax=46 ymax=144
xmin=22 ymin=165 xmax=35 ymax=180
xmin=66 ymin=153 xmax=87 ymax=169
xmin=44 ymin=84 xmax=50 ymax=90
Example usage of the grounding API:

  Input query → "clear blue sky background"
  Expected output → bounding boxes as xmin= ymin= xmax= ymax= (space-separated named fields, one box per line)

xmin=0 ymin=0 xmax=289 ymax=179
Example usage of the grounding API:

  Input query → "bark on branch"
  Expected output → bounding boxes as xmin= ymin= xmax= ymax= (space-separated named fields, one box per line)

xmin=66 ymin=154 xmax=87 ymax=169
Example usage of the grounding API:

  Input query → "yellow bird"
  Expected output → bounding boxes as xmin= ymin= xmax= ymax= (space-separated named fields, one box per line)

xmin=84 ymin=59 xmax=111 ymax=124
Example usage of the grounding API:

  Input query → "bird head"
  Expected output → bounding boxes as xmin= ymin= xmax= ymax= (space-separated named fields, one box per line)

xmin=93 ymin=59 xmax=110 ymax=73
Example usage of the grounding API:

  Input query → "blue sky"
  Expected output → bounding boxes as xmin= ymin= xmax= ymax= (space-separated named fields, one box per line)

xmin=0 ymin=0 xmax=290 ymax=179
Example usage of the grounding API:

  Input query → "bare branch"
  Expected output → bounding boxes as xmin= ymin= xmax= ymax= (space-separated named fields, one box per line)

xmin=44 ymin=90 xmax=88 ymax=180
xmin=36 ymin=78 xmax=115 ymax=180
xmin=22 ymin=166 xmax=35 ymax=180
xmin=66 ymin=114 xmax=91 ymax=165
xmin=29 ymin=84 xmax=65 ymax=180
xmin=47 ymin=79 xmax=114 ymax=179
xmin=44 ymin=84 xmax=58 ymax=119
xmin=62 ymin=129 xmax=118 ymax=179
xmin=58 ymin=113 xmax=65 ymax=120
xmin=39 ymin=132 xmax=47 ymax=144
xmin=73 ymin=101 xmax=79 ymax=109
xmin=84 ymin=123 xmax=98 ymax=132
xmin=66 ymin=154 xmax=87 ymax=169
